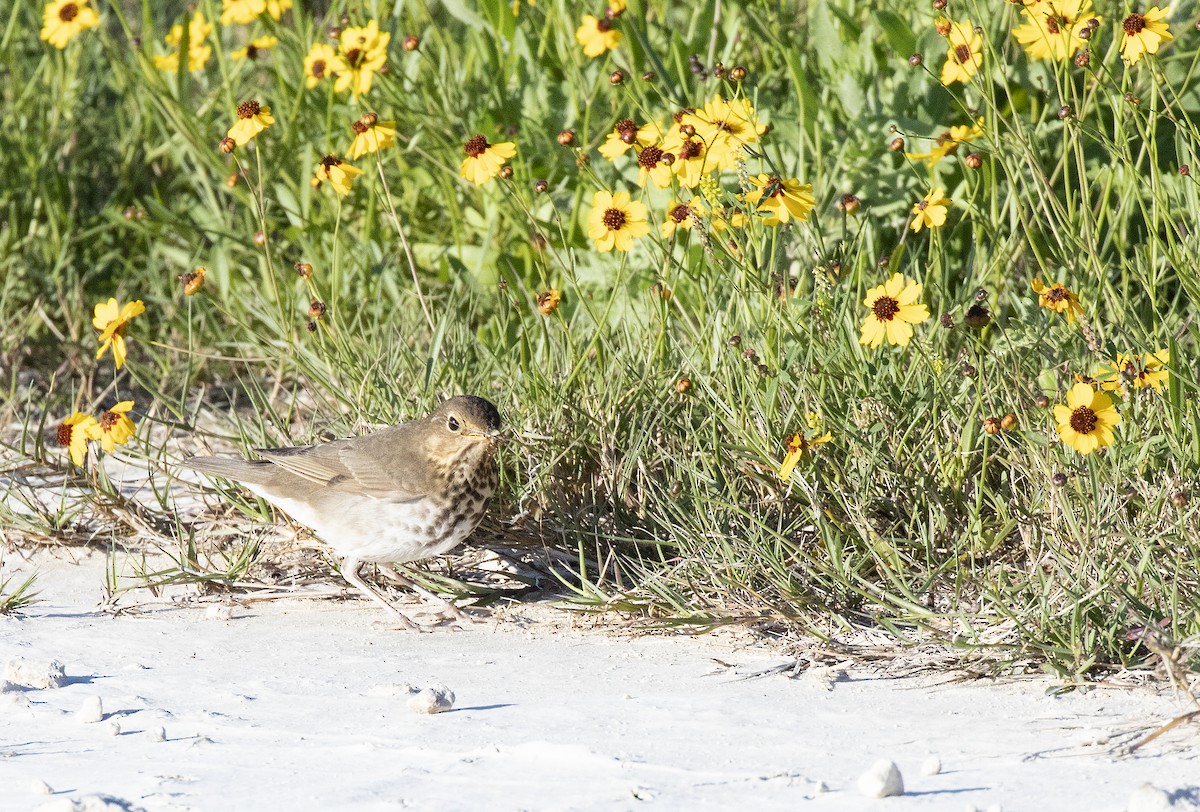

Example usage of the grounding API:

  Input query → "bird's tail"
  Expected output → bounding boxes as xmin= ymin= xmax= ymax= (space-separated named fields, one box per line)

xmin=181 ymin=455 xmax=276 ymax=486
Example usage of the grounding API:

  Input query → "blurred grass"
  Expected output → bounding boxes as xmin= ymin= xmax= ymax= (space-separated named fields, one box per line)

xmin=1 ymin=0 xmax=1199 ymax=680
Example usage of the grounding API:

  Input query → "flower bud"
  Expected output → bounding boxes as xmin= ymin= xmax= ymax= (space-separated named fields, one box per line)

xmin=557 ymin=129 xmax=575 ymax=146
xmin=402 ymin=35 xmax=419 ymax=51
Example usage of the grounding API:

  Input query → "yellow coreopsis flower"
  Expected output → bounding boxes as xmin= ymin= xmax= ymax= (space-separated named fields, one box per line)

xmin=1095 ymin=350 xmax=1170 ymax=392
xmin=1120 ymin=8 xmax=1172 ymax=64
xmin=93 ymin=297 xmax=145 ymax=368
xmin=303 ymin=43 xmax=346 ymax=89
xmin=220 ymin=0 xmax=263 ymax=25
xmin=154 ymin=11 xmax=214 ymax=72
xmin=41 ymin=0 xmax=100 ymax=49
xmin=263 ymin=0 xmax=292 ymax=19
xmin=57 ymin=412 xmax=98 ymax=467
xmin=587 ymin=190 xmax=650 ymax=252
xmin=682 ymin=96 xmax=766 ymax=171
xmin=231 ymin=35 xmax=277 ymax=60
xmin=1031 ymin=278 xmax=1083 ymax=322
xmin=745 ymin=175 xmax=815 ymax=226
xmin=1053 ymin=382 xmax=1120 ymax=455
xmin=910 ymin=188 xmax=951 ymax=232
xmin=635 ymin=145 xmax=673 ymax=189
xmin=347 ymin=114 xmax=396 ymax=160
xmin=334 ymin=20 xmax=390 ymax=98
xmin=88 ymin=401 xmax=137 ymax=453
xmin=941 ymin=20 xmax=982 ymax=85
xmin=598 ymin=119 xmax=662 ymax=161
xmin=859 ymin=273 xmax=930 ymax=348
xmin=664 ymin=136 xmax=715 ymax=188
xmin=779 ymin=431 xmax=833 ymax=480
xmin=536 ymin=288 xmax=561 ymax=316
xmin=460 ymin=135 xmax=516 ymax=185
xmin=905 ymin=119 xmax=984 ymax=166
xmin=227 ymin=99 xmax=274 ymax=146
xmin=661 ymin=200 xmax=703 ymax=238
xmin=1012 ymin=0 xmax=1099 ymax=61
xmin=576 ymin=15 xmax=621 ymax=58
xmin=313 ymin=155 xmax=363 ymax=196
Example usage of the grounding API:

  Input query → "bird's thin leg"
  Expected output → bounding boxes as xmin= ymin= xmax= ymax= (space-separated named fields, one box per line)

xmin=340 ymin=559 xmax=421 ymax=631
xmin=377 ymin=564 xmax=471 ymax=622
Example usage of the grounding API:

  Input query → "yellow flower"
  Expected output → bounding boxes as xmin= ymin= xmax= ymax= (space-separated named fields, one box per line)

xmin=511 ymin=0 xmax=535 ymax=15
xmin=779 ymin=432 xmax=832 ymax=481
xmin=263 ymin=0 xmax=292 ymax=20
xmin=598 ymin=119 xmax=662 ymax=161
xmin=661 ymin=199 xmax=703 ymax=238
xmin=634 ymin=144 xmax=673 ymax=189
xmin=576 ymin=15 xmax=621 ymax=58
xmin=664 ymin=136 xmax=715 ymax=188
xmin=313 ymin=154 xmax=363 ymax=196
xmin=41 ymin=1 xmax=100 ymax=49
xmin=682 ymin=96 xmax=766 ymax=171
xmin=220 ymin=0 xmax=263 ymax=25
xmin=1031 ymin=278 xmax=1083 ymax=322
xmin=1012 ymin=0 xmax=1099 ymax=61
xmin=587 ymin=190 xmax=650 ymax=252
xmin=1120 ymin=7 xmax=1172 ymax=64
xmin=745 ymin=175 xmax=815 ymax=226
xmin=231 ymin=35 xmax=278 ymax=60
xmin=460 ymin=135 xmax=517 ymax=185
xmin=910 ymin=188 xmax=951 ymax=232
xmin=941 ymin=20 xmax=982 ymax=85
xmin=57 ymin=412 xmax=98 ymax=467
xmin=154 ymin=11 xmax=213 ymax=72
xmin=227 ymin=99 xmax=274 ymax=146
xmin=93 ymin=297 xmax=145 ymax=368
xmin=536 ymin=289 xmax=561 ymax=316
xmin=1095 ymin=350 xmax=1170 ymax=392
xmin=1053 ymin=382 xmax=1120 ymax=455
xmin=303 ymin=43 xmax=345 ymax=89
xmin=859 ymin=273 xmax=930 ymax=348
xmin=334 ymin=20 xmax=390 ymax=98
xmin=905 ymin=119 xmax=984 ymax=166
xmin=87 ymin=401 xmax=136 ymax=453
xmin=347 ymin=114 xmax=396 ymax=160
xmin=608 ymin=0 xmax=627 ymax=15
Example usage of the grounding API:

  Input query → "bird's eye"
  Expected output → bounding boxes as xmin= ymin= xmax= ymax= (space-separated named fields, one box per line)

xmin=447 ymin=416 xmax=460 ymax=432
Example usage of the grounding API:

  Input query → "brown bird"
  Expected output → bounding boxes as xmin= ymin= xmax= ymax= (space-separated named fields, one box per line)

xmin=182 ymin=395 xmax=502 ymax=629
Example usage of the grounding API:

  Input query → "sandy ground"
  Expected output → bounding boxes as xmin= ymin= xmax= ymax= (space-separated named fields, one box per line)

xmin=1 ymin=549 xmax=1198 ymax=812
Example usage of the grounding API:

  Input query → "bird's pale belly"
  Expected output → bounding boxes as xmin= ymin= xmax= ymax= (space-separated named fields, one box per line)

xmin=247 ymin=487 xmax=487 ymax=564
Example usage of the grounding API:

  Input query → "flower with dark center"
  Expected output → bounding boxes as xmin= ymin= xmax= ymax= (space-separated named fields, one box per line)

xmin=1120 ymin=8 xmax=1173 ymax=63
xmin=1031 ymin=278 xmax=1083 ymax=322
xmin=576 ymin=14 xmax=621 ymax=57
xmin=41 ymin=0 xmax=100 ymax=49
xmin=587 ymin=190 xmax=649 ymax=252
xmin=57 ymin=412 xmax=98 ymax=466
xmin=228 ymin=99 xmax=275 ymax=146
xmin=1053 ymin=382 xmax=1120 ymax=455
xmin=859 ymin=273 xmax=931 ymax=348
xmin=778 ymin=431 xmax=833 ymax=480
xmin=313 ymin=153 xmax=363 ymax=196
xmin=460 ymin=134 xmax=517 ymax=185
xmin=941 ymin=20 xmax=982 ymax=84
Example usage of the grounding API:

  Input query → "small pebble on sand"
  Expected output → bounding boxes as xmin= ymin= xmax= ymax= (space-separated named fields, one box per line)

xmin=1127 ymin=783 xmax=1173 ymax=812
xmin=922 ymin=754 xmax=942 ymax=775
xmin=75 ymin=696 xmax=104 ymax=724
xmin=205 ymin=604 xmax=234 ymax=621
xmin=407 ymin=686 xmax=455 ymax=714
xmin=857 ymin=759 xmax=904 ymax=798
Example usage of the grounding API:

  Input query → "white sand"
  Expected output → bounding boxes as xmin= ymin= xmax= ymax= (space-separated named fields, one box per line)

xmin=1 ymin=549 xmax=1198 ymax=811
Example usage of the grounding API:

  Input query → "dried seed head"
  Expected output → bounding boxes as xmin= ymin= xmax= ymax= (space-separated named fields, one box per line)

xmin=179 ymin=267 xmax=206 ymax=296
xmin=961 ymin=363 xmax=977 ymax=377
xmin=837 ymin=193 xmax=860 ymax=214
xmin=1058 ymin=105 xmax=1072 ymax=120
xmin=306 ymin=320 xmax=318 ymax=333
xmin=1172 ymin=490 xmax=1189 ymax=508
xmin=536 ymin=289 xmax=561 ymax=316
xmin=295 ymin=262 xmax=314 ymax=279
xmin=728 ymin=334 xmax=742 ymax=347
xmin=609 ymin=70 xmax=625 ymax=85
xmin=1180 ymin=164 xmax=1191 ymax=176
xmin=1052 ymin=473 xmax=1068 ymax=487
xmin=1074 ymin=50 xmax=1091 ymax=68
xmin=940 ymin=312 xmax=954 ymax=329
xmin=308 ymin=299 xmax=327 ymax=319
xmin=675 ymin=377 xmax=692 ymax=394
xmin=932 ymin=0 xmax=947 ymax=9
xmin=729 ymin=65 xmax=747 ymax=81
xmin=1000 ymin=413 xmax=1017 ymax=431
xmin=983 ymin=417 xmax=1001 ymax=435
xmin=534 ymin=179 xmax=549 ymax=193
xmin=499 ymin=164 xmax=513 ymax=179
xmin=1035 ymin=394 xmax=1050 ymax=409
xmin=236 ymin=99 xmax=261 ymax=119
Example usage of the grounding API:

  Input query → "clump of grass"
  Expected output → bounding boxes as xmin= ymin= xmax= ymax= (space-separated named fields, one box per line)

xmin=2 ymin=0 xmax=1199 ymax=680
xmin=0 ymin=572 xmax=40 ymax=615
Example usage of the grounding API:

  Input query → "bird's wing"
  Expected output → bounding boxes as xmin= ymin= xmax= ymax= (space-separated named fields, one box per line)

xmin=253 ymin=425 xmax=429 ymax=500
